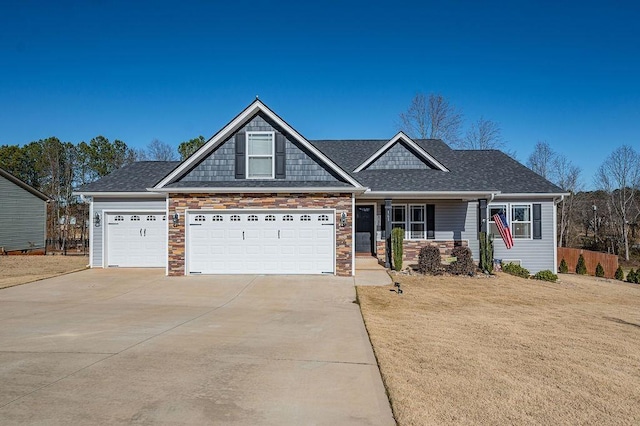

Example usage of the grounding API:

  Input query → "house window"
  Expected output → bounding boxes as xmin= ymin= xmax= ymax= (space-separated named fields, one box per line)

xmin=300 ymin=215 xmax=311 ymax=221
xmin=409 ymin=205 xmax=425 ymax=239
xmin=265 ymin=215 xmax=276 ymax=221
xmin=511 ymin=204 xmax=532 ymax=239
xmin=488 ymin=204 xmax=532 ymax=239
xmin=391 ymin=205 xmax=406 ymax=232
xmin=246 ymin=131 xmax=274 ymax=179
xmin=194 ymin=215 xmax=206 ymax=222
xmin=488 ymin=204 xmax=507 ymax=237
xmin=248 ymin=215 xmax=258 ymax=222
xmin=388 ymin=204 xmax=435 ymax=239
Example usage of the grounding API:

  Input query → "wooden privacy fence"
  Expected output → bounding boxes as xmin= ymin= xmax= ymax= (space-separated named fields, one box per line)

xmin=557 ymin=247 xmax=618 ymax=278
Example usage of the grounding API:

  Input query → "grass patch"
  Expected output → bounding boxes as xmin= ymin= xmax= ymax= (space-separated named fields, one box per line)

xmin=0 ymin=255 xmax=88 ymax=288
xmin=358 ymin=273 xmax=640 ymax=425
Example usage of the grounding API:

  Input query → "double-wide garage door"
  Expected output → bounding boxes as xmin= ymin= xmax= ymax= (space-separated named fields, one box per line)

xmin=106 ymin=212 xmax=166 ymax=267
xmin=187 ymin=210 xmax=335 ymax=274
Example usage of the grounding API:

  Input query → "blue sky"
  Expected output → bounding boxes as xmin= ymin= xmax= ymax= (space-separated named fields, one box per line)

xmin=1 ymin=0 xmax=638 ymax=188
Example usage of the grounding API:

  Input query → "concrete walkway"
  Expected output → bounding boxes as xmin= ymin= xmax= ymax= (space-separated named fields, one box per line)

xmin=0 ymin=269 xmax=394 ymax=425
xmin=354 ymin=257 xmax=393 ymax=287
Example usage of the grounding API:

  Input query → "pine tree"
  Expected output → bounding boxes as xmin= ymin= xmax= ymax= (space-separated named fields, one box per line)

xmin=576 ymin=254 xmax=587 ymax=275
xmin=559 ymin=258 xmax=568 ymax=273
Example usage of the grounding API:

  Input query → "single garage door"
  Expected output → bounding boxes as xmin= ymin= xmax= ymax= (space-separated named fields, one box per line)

xmin=187 ymin=210 xmax=335 ymax=274
xmin=106 ymin=212 xmax=166 ymax=267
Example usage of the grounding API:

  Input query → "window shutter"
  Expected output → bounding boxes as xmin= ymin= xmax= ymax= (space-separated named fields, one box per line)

xmin=426 ymin=204 xmax=435 ymax=239
xmin=533 ymin=203 xmax=542 ymax=239
xmin=235 ymin=132 xmax=245 ymax=179
xmin=275 ymin=133 xmax=286 ymax=179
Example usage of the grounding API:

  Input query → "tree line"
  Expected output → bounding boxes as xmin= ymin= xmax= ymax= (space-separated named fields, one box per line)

xmin=0 ymin=135 xmax=206 ymax=252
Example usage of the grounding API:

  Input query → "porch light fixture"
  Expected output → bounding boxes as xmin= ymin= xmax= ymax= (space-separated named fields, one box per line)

xmin=340 ymin=211 xmax=347 ymax=227
xmin=94 ymin=212 xmax=101 ymax=227
xmin=172 ymin=212 xmax=180 ymax=227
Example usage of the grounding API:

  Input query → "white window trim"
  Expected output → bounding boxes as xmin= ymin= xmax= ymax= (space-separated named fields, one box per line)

xmin=390 ymin=204 xmax=434 ymax=241
xmin=409 ymin=204 xmax=426 ymax=240
xmin=511 ymin=203 xmax=533 ymax=240
xmin=391 ymin=204 xmax=407 ymax=235
xmin=488 ymin=203 xmax=533 ymax=240
xmin=246 ymin=131 xmax=275 ymax=179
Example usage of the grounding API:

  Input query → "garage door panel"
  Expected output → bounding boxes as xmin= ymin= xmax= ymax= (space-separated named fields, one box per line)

xmin=187 ymin=210 xmax=335 ymax=275
xmin=106 ymin=212 xmax=165 ymax=268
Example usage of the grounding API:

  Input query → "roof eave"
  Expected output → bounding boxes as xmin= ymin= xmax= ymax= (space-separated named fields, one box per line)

xmin=72 ymin=191 xmax=166 ymax=198
xmin=493 ymin=192 xmax=571 ymax=199
xmin=149 ymin=187 xmax=367 ymax=194
xmin=358 ymin=190 xmax=501 ymax=200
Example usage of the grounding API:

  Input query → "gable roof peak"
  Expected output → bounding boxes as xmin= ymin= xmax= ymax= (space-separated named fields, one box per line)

xmin=153 ymin=99 xmax=363 ymax=189
xmin=352 ymin=132 xmax=449 ymax=173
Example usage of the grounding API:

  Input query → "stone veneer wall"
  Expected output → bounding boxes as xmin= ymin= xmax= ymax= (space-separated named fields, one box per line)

xmin=376 ymin=240 xmax=468 ymax=266
xmin=168 ymin=193 xmax=353 ymax=276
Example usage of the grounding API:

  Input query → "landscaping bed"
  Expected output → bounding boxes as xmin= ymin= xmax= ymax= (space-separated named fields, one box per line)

xmin=358 ymin=272 xmax=640 ymax=425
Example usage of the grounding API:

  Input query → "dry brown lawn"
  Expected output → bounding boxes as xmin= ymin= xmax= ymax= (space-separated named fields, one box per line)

xmin=0 ymin=255 xmax=88 ymax=289
xmin=358 ymin=272 xmax=640 ymax=426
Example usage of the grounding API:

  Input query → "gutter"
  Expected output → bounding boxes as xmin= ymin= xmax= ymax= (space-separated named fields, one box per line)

xmin=147 ymin=187 xmax=369 ymax=194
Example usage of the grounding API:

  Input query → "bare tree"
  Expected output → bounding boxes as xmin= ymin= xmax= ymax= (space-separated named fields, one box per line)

xmin=553 ymin=154 xmax=581 ymax=247
xmin=399 ymin=93 xmax=463 ymax=145
xmin=595 ymin=145 xmax=640 ymax=260
xmin=145 ymin=139 xmax=178 ymax=161
xmin=527 ymin=141 xmax=555 ymax=180
xmin=460 ymin=117 xmax=504 ymax=149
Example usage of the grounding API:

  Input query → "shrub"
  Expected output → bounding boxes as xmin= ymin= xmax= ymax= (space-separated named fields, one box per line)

xmin=615 ymin=266 xmax=625 ymax=281
xmin=534 ymin=270 xmax=558 ymax=282
xmin=448 ymin=246 xmax=475 ymax=275
xmin=479 ymin=232 xmax=494 ymax=273
xmin=575 ymin=254 xmax=587 ymax=275
xmin=502 ymin=262 xmax=530 ymax=279
xmin=391 ymin=227 xmax=404 ymax=272
xmin=418 ymin=245 xmax=442 ymax=275
xmin=559 ymin=258 xmax=569 ymax=273
xmin=627 ymin=269 xmax=639 ymax=284
xmin=595 ymin=263 xmax=605 ymax=278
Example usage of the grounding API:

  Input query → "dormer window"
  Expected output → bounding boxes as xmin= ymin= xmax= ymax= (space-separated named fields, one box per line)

xmin=246 ymin=131 xmax=275 ymax=179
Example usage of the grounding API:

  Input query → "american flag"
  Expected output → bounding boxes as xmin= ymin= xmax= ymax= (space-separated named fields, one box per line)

xmin=493 ymin=212 xmax=514 ymax=249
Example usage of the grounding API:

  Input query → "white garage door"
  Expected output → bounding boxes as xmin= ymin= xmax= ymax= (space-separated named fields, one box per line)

xmin=187 ymin=210 xmax=335 ymax=274
xmin=106 ymin=212 xmax=166 ymax=267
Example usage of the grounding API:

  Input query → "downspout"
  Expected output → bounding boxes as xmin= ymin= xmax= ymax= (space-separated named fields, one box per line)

xmin=553 ymin=195 xmax=565 ymax=273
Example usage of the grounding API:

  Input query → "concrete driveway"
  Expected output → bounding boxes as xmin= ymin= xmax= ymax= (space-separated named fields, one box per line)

xmin=0 ymin=269 xmax=394 ymax=425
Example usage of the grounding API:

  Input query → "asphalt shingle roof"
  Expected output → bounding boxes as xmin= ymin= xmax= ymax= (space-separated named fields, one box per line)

xmin=76 ymin=141 xmax=564 ymax=195
xmin=311 ymin=140 xmax=564 ymax=193
xmin=75 ymin=161 xmax=180 ymax=192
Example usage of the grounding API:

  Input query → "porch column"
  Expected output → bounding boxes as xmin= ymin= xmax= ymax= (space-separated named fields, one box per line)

xmin=384 ymin=199 xmax=392 ymax=268
xmin=479 ymin=199 xmax=487 ymax=233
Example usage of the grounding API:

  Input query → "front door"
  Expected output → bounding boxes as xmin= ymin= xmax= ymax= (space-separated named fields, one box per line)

xmin=355 ymin=205 xmax=374 ymax=254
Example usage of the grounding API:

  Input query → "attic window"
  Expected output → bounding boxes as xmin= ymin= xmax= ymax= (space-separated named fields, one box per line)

xmin=246 ymin=131 xmax=274 ymax=179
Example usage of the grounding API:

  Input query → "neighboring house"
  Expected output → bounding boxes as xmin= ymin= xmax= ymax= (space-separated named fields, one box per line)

xmin=0 ymin=167 xmax=49 ymax=253
xmin=75 ymin=100 xmax=567 ymax=276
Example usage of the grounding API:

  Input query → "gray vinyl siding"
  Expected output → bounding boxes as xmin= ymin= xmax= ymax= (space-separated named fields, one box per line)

xmin=367 ymin=142 xmax=431 ymax=170
xmin=375 ymin=199 xmax=478 ymax=254
xmin=92 ymin=197 xmax=166 ymax=267
xmin=0 ymin=175 xmax=47 ymax=251
xmin=180 ymin=114 xmax=341 ymax=183
xmin=491 ymin=199 xmax=555 ymax=273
